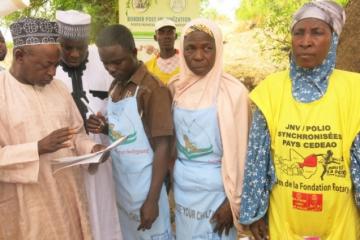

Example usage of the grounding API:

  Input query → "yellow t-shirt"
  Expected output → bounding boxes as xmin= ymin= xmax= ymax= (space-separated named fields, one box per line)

xmin=250 ymin=69 xmax=360 ymax=239
xmin=145 ymin=55 xmax=179 ymax=85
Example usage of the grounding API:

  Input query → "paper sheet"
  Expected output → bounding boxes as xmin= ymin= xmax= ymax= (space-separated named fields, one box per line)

xmin=51 ymin=136 xmax=127 ymax=174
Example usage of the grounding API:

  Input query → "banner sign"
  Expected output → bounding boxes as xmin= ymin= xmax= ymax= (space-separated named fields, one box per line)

xmin=119 ymin=0 xmax=201 ymax=39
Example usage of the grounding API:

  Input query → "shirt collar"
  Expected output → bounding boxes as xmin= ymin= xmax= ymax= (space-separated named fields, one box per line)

xmin=126 ymin=61 xmax=147 ymax=86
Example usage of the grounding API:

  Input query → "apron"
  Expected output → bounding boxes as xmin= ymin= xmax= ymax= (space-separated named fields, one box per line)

xmin=108 ymin=86 xmax=172 ymax=240
xmin=173 ymin=103 xmax=237 ymax=240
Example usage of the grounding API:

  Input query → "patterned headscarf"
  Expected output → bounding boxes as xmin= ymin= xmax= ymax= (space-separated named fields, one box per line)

xmin=173 ymin=18 xmax=222 ymax=106
xmin=184 ymin=23 xmax=214 ymax=38
xmin=290 ymin=0 xmax=345 ymax=103
xmin=291 ymin=0 xmax=346 ymax=35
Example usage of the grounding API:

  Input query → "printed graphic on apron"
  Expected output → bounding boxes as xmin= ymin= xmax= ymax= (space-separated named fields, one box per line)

xmin=176 ymin=117 xmax=213 ymax=160
xmin=109 ymin=109 xmax=137 ymax=144
xmin=274 ymin=149 xmax=344 ymax=180
xmin=150 ymin=230 xmax=172 ymax=240
xmin=176 ymin=203 xmax=214 ymax=221
xmin=193 ymin=232 xmax=222 ymax=240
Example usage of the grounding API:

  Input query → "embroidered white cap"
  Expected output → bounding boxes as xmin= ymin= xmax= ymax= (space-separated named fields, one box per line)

xmin=56 ymin=10 xmax=91 ymax=40
xmin=155 ymin=18 xmax=176 ymax=31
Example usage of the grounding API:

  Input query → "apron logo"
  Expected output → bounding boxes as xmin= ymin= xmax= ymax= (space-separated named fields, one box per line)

xmin=109 ymin=123 xmax=137 ymax=145
xmin=177 ymin=134 xmax=213 ymax=160
xmin=275 ymin=149 xmax=344 ymax=180
xmin=109 ymin=110 xmax=137 ymax=145
xmin=193 ymin=232 xmax=222 ymax=240
xmin=176 ymin=204 xmax=214 ymax=221
xmin=176 ymin=117 xmax=214 ymax=160
xmin=150 ymin=230 xmax=171 ymax=240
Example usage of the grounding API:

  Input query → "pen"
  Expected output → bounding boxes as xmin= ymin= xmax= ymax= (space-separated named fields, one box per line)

xmin=80 ymin=97 xmax=106 ymax=127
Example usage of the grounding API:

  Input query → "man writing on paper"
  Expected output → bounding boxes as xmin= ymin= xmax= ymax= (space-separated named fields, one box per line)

xmin=55 ymin=10 xmax=121 ymax=240
xmin=88 ymin=24 xmax=173 ymax=239
xmin=0 ymin=17 xmax=102 ymax=239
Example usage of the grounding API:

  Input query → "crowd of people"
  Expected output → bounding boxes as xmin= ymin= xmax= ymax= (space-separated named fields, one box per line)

xmin=1 ymin=0 xmax=360 ymax=239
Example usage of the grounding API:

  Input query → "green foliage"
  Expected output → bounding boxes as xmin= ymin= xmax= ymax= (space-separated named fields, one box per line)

xmin=236 ymin=0 xmax=350 ymax=67
xmin=257 ymin=1 xmax=308 ymax=65
xmin=200 ymin=0 xmax=210 ymax=12
xmin=236 ymin=0 xmax=271 ymax=23
xmin=1 ymin=0 xmax=118 ymax=42
xmin=200 ymin=0 xmax=233 ymax=21
xmin=200 ymin=0 xmax=215 ymax=18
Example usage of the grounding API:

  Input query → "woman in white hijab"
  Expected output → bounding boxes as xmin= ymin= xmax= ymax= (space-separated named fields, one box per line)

xmin=170 ymin=18 xmax=249 ymax=239
xmin=240 ymin=1 xmax=360 ymax=239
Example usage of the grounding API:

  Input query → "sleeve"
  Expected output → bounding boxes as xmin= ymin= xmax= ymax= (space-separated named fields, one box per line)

xmin=167 ymin=74 xmax=180 ymax=97
xmin=0 ymin=93 xmax=40 ymax=183
xmin=0 ymin=142 xmax=40 ymax=183
xmin=350 ymin=133 xmax=360 ymax=207
xmin=239 ymin=107 xmax=276 ymax=225
xmin=145 ymin=85 xmax=174 ymax=138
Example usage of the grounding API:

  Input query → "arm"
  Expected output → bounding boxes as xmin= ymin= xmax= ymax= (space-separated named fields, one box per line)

xmin=148 ymin=136 xmax=170 ymax=201
xmin=0 ymin=142 xmax=39 ymax=183
xmin=138 ymin=79 xmax=173 ymax=230
xmin=138 ymin=136 xmax=170 ymax=230
xmin=0 ymin=126 xmax=77 ymax=183
xmin=0 ymin=142 xmax=39 ymax=168
xmin=239 ymin=107 xmax=275 ymax=237
xmin=350 ymin=133 xmax=360 ymax=207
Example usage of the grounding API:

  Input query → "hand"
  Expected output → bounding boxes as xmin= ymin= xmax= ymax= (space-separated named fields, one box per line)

xmin=88 ymin=144 xmax=109 ymax=174
xmin=87 ymin=113 xmax=108 ymax=134
xmin=137 ymin=199 xmax=159 ymax=231
xmin=38 ymin=127 xmax=77 ymax=155
xmin=91 ymin=144 xmax=106 ymax=153
xmin=249 ymin=218 xmax=268 ymax=240
xmin=211 ymin=198 xmax=234 ymax=236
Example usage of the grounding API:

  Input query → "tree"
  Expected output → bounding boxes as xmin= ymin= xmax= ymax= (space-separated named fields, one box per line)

xmin=336 ymin=0 xmax=360 ymax=72
xmin=1 ymin=0 xmax=118 ymax=42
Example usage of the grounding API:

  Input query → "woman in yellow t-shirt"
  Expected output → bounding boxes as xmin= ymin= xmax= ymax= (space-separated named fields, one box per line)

xmin=240 ymin=1 xmax=360 ymax=239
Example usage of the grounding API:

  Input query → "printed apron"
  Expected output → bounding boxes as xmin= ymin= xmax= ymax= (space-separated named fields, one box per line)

xmin=108 ymin=86 xmax=172 ymax=240
xmin=173 ymin=105 xmax=237 ymax=240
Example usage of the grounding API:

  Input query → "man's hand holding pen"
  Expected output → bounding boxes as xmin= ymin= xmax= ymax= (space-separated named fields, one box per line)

xmin=80 ymin=98 xmax=108 ymax=135
xmin=87 ymin=113 xmax=108 ymax=135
